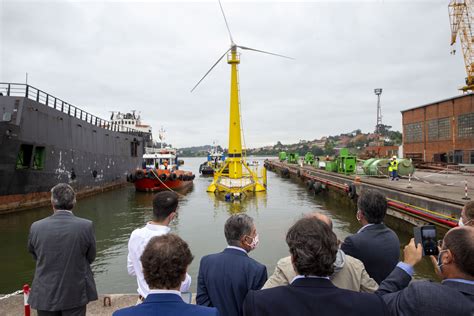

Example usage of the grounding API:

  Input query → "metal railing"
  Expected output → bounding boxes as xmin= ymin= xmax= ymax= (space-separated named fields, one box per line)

xmin=0 ymin=83 xmax=147 ymax=136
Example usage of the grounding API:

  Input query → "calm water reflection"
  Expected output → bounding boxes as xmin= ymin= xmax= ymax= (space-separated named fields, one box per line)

xmin=0 ymin=157 xmax=438 ymax=294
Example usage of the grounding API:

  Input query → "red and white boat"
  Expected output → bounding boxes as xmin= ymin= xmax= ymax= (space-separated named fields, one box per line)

xmin=127 ymin=147 xmax=194 ymax=192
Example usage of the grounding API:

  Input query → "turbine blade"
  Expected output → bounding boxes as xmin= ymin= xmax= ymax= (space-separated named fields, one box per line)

xmin=237 ymin=45 xmax=294 ymax=60
xmin=219 ymin=0 xmax=234 ymax=44
xmin=191 ymin=48 xmax=231 ymax=92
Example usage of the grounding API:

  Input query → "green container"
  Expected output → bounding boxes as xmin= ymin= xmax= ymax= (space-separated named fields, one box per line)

xmin=304 ymin=152 xmax=314 ymax=165
xmin=279 ymin=151 xmax=287 ymax=162
xmin=288 ymin=153 xmax=300 ymax=164
xmin=325 ymin=161 xmax=337 ymax=172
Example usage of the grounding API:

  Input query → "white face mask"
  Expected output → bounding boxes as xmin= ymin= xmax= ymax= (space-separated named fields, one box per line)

xmin=247 ymin=234 xmax=259 ymax=250
xmin=459 ymin=217 xmax=472 ymax=227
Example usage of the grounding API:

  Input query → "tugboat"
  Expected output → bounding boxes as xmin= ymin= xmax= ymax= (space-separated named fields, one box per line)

xmin=127 ymin=129 xmax=194 ymax=192
xmin=199 ymin=143 xmax=226 ymax=175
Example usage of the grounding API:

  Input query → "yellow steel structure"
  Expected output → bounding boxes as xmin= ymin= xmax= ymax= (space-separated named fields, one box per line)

xmin=206 ymin=46 xmax=267 ymax=194
xmin=449 ymin=0 xmax=474 ymax=92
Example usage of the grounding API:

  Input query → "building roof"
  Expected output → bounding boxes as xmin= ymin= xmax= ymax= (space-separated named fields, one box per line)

xmin=401 ymin=93 xmax=474 ymax=113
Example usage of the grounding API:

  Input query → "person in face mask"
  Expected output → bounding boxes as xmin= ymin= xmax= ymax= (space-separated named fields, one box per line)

xmin=375 ymin=226 xmax=474 ymax=316
xmin=196 ymin=214 xmax=267 ymax=316
xmin=459 ymin=201 xmax=474 ymax=227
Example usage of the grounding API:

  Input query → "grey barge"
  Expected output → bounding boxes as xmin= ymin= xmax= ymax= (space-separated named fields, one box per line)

xmin=0 ymin=83 xmax=151 ymax=214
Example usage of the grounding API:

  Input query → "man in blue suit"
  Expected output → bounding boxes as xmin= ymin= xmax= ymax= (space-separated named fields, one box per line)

xmin=376 ymin=226 xmax=474 ymax=316
xmin=243 ymin=217 xmax=388 ymax=316
xmin=114 ymin=234 xmax=219 ymax=316
xmin=341 ymin=189 xmax=400 ymax=283
xmin=197 ymin=214 xmax=267 ymax=316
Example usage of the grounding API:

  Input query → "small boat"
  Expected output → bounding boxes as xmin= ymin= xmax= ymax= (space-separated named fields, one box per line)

xmin=127 ymin=147 xmax=194 ymax=192
xmin=199 ymin=145 xmax=226 ymax=175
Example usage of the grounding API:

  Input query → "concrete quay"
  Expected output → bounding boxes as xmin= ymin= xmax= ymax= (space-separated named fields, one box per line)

xmin=265 ymin=159 xmax=473 ymax=234
xmin=0 ymin=293 xmax=197 ymax=315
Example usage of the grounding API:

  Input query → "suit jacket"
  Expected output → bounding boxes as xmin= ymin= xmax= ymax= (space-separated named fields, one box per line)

xmin=243 ymin=277 xmax=388 ymax=316
xmin=262 ymin=253 xmax=378 ymax=292
xmin=197 ymin=248 xmax=267 ymax=316
xmin=113 ymin=293 xmax=219 ymax=316
xmin=341 ymin=224 xmax=400 ymax=283
xmin=28 ymin=210 xmax=98 ymax=311
xmin=376 ymin=266 xmax=474 ymax=316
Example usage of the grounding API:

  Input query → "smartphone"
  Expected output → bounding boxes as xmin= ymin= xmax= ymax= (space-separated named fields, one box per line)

xmin=413 ymin=225 xmax=439 ymax=256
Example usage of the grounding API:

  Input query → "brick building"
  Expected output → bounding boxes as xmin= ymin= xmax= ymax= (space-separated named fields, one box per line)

xmin=401 ymin=94 xmax=474 ymax=164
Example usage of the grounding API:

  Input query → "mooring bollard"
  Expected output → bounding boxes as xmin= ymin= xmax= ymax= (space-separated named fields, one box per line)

xmin=407 ymin=174 xmax=412 ymax=189
xmin=23 ymin=284 xmax=30 ymax=316
xmin=462 ymin=179 xmax=471 ymax=200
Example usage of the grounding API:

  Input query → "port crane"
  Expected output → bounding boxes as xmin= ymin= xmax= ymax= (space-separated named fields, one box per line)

xmin=449 ymin=0 xmax=474 ymax=92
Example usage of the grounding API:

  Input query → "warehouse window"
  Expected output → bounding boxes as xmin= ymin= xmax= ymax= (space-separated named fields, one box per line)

xmin=404 ymin=122 xmax=423 ymax=143
xmin=458 ymin=112 xmax=474 ymax=138
xmin=427 ymin=117 xmax=450 ymax=141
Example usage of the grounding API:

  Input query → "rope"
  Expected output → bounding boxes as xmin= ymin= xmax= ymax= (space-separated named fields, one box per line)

xmin=149 ymin=169 xmax=187 ymax=198
xmin=0 ymin=289 xmax=23 ymax=300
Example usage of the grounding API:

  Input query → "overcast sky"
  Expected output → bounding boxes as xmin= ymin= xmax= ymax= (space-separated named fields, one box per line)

xmin=0 ymin=0 xmax=467 ymax=148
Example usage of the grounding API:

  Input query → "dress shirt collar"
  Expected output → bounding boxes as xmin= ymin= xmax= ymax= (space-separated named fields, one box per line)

xmin=145 ymin=222 xmax=171 ymax=233
xmin=291 ymin=275 xmax=330 ymax=284
xmin=357 ymin=223 xmax=375 ymax=234
xmin=443 ymin=278 xmax=474 ymax=285
xmin=54 ymin=210 xmax=73 ymax=214
xmin=226 ymin=245 xmax=248 ymax=254
xmin=148 ymin=289 xmax=182 ymax=297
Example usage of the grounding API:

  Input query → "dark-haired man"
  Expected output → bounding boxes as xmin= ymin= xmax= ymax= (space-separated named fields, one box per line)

xmin=127 ymin=191 xmax=191 ymax=301
xmin=376 ymin=226 xmax=474 ymax=316
xmin=28 ymin=183 xmax=97 ymax=316
xmin=197 ymin=214 xmax=267 ymax=316
xmin=114 ymin=234 xmax=219 ymax=316
xmin=243 ymin=217 xmax=387 ymax=316
xmin=341 ymin=190 xmax=400 ymax=283
xmin=263 ymin=212 xmax=378 ymax=292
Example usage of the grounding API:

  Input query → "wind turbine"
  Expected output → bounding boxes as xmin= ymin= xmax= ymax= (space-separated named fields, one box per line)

xmin=192 ymin=0 xmax=292 ymax=196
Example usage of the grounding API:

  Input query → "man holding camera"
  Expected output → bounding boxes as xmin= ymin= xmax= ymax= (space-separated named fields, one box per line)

xmin=376 ymin=226 xmax=474 ymax=316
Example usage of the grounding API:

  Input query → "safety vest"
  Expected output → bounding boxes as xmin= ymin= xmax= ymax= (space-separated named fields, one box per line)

xmin=390 ymin=160 xmax=398 ymax=171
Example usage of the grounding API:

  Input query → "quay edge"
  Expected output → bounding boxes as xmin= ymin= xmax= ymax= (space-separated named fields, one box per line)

xmin=265 ymin=159 xmax=463 ymax=234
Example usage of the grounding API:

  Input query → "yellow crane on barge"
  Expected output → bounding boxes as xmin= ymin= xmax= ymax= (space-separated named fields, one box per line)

xmin=191 ymin=1 xmax=292 ymax=197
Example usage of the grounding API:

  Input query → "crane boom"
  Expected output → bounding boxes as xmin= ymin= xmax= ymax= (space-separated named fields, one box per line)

xmin=449 ymin=0 xmax=474 ymax=92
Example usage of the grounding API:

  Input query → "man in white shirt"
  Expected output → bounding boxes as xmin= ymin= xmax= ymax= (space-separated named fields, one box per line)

xmin=127 ymin=191 xmax=191 ymax=301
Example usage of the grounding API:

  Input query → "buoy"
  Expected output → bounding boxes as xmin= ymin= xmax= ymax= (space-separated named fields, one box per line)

xmin=313 ymin=182 xmax=322 ymax=194
xmin=135 ymin=170 xmax=145 ymax=180
xmin=169 ymin=173 xmax=177 ymax=181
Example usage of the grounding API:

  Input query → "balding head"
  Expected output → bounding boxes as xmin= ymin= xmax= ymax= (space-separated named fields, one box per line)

xmin=306 ymin=212 xmax=333 ymax=230
xmin=443 ymin=226 xmax=474 ymax=278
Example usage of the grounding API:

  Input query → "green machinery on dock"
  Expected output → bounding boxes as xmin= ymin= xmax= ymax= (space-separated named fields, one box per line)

xmin=287 ymin=153 xmax=300 ymax=164
xmin=279 ymin=151 xmax=287 ymax=162
xmin=304 ymin=152 xmax=315 ymax=165
xmin=325 ymin=148 xmax=356 ymax=175
xmin=362 ymin=158 xmax=415 ymax=176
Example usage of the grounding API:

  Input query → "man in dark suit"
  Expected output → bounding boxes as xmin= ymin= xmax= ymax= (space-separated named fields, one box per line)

xmin=243 ymin=217 xmax=388 ymax=316
xmin=376 ymin=226 xmax=474 ymax=316
xmin=28 ymin=183 xmax=98 ymax=316
xmin=114 ymin=234 xmax=219 ymax=316
xmin=341 ymin=189 xmax=400 ymax=283
xmin=197 ymin=214 xmax=267 ymax=316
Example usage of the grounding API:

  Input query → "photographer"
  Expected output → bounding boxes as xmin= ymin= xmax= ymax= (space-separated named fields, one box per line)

xmin=376 ymin=226 xmax=474 ymax=316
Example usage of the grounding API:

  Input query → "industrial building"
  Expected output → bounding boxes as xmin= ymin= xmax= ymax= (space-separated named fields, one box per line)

xmin=401 ymin=93 xmax=474 ymax=164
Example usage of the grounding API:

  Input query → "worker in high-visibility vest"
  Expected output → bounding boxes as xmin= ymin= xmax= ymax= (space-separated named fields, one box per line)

xmin=389 ymin=156 xmax=399 ymax=181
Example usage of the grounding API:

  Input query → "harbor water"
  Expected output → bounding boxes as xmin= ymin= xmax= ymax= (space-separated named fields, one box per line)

xmin=0 ymin=157 xmax=438 ymax=295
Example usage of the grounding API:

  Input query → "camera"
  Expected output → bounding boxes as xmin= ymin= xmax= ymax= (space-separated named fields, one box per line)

xmin=413 ymin=225 xmax=439 ymax=256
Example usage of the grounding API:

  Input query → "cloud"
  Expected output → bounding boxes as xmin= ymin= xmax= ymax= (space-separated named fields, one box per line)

xmin=1 ymin=0 xmax=465 ymax=147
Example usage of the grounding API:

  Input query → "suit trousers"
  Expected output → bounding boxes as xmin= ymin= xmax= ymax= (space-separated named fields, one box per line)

xmin=37 ymin=305 xmax=86 ymax=316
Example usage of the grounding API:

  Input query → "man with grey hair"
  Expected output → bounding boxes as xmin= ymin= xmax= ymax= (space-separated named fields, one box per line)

xmin=28 ymin=183 xmax=97 ymax=316
xmin=197 ymin=213 xmax=267 ymax=316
